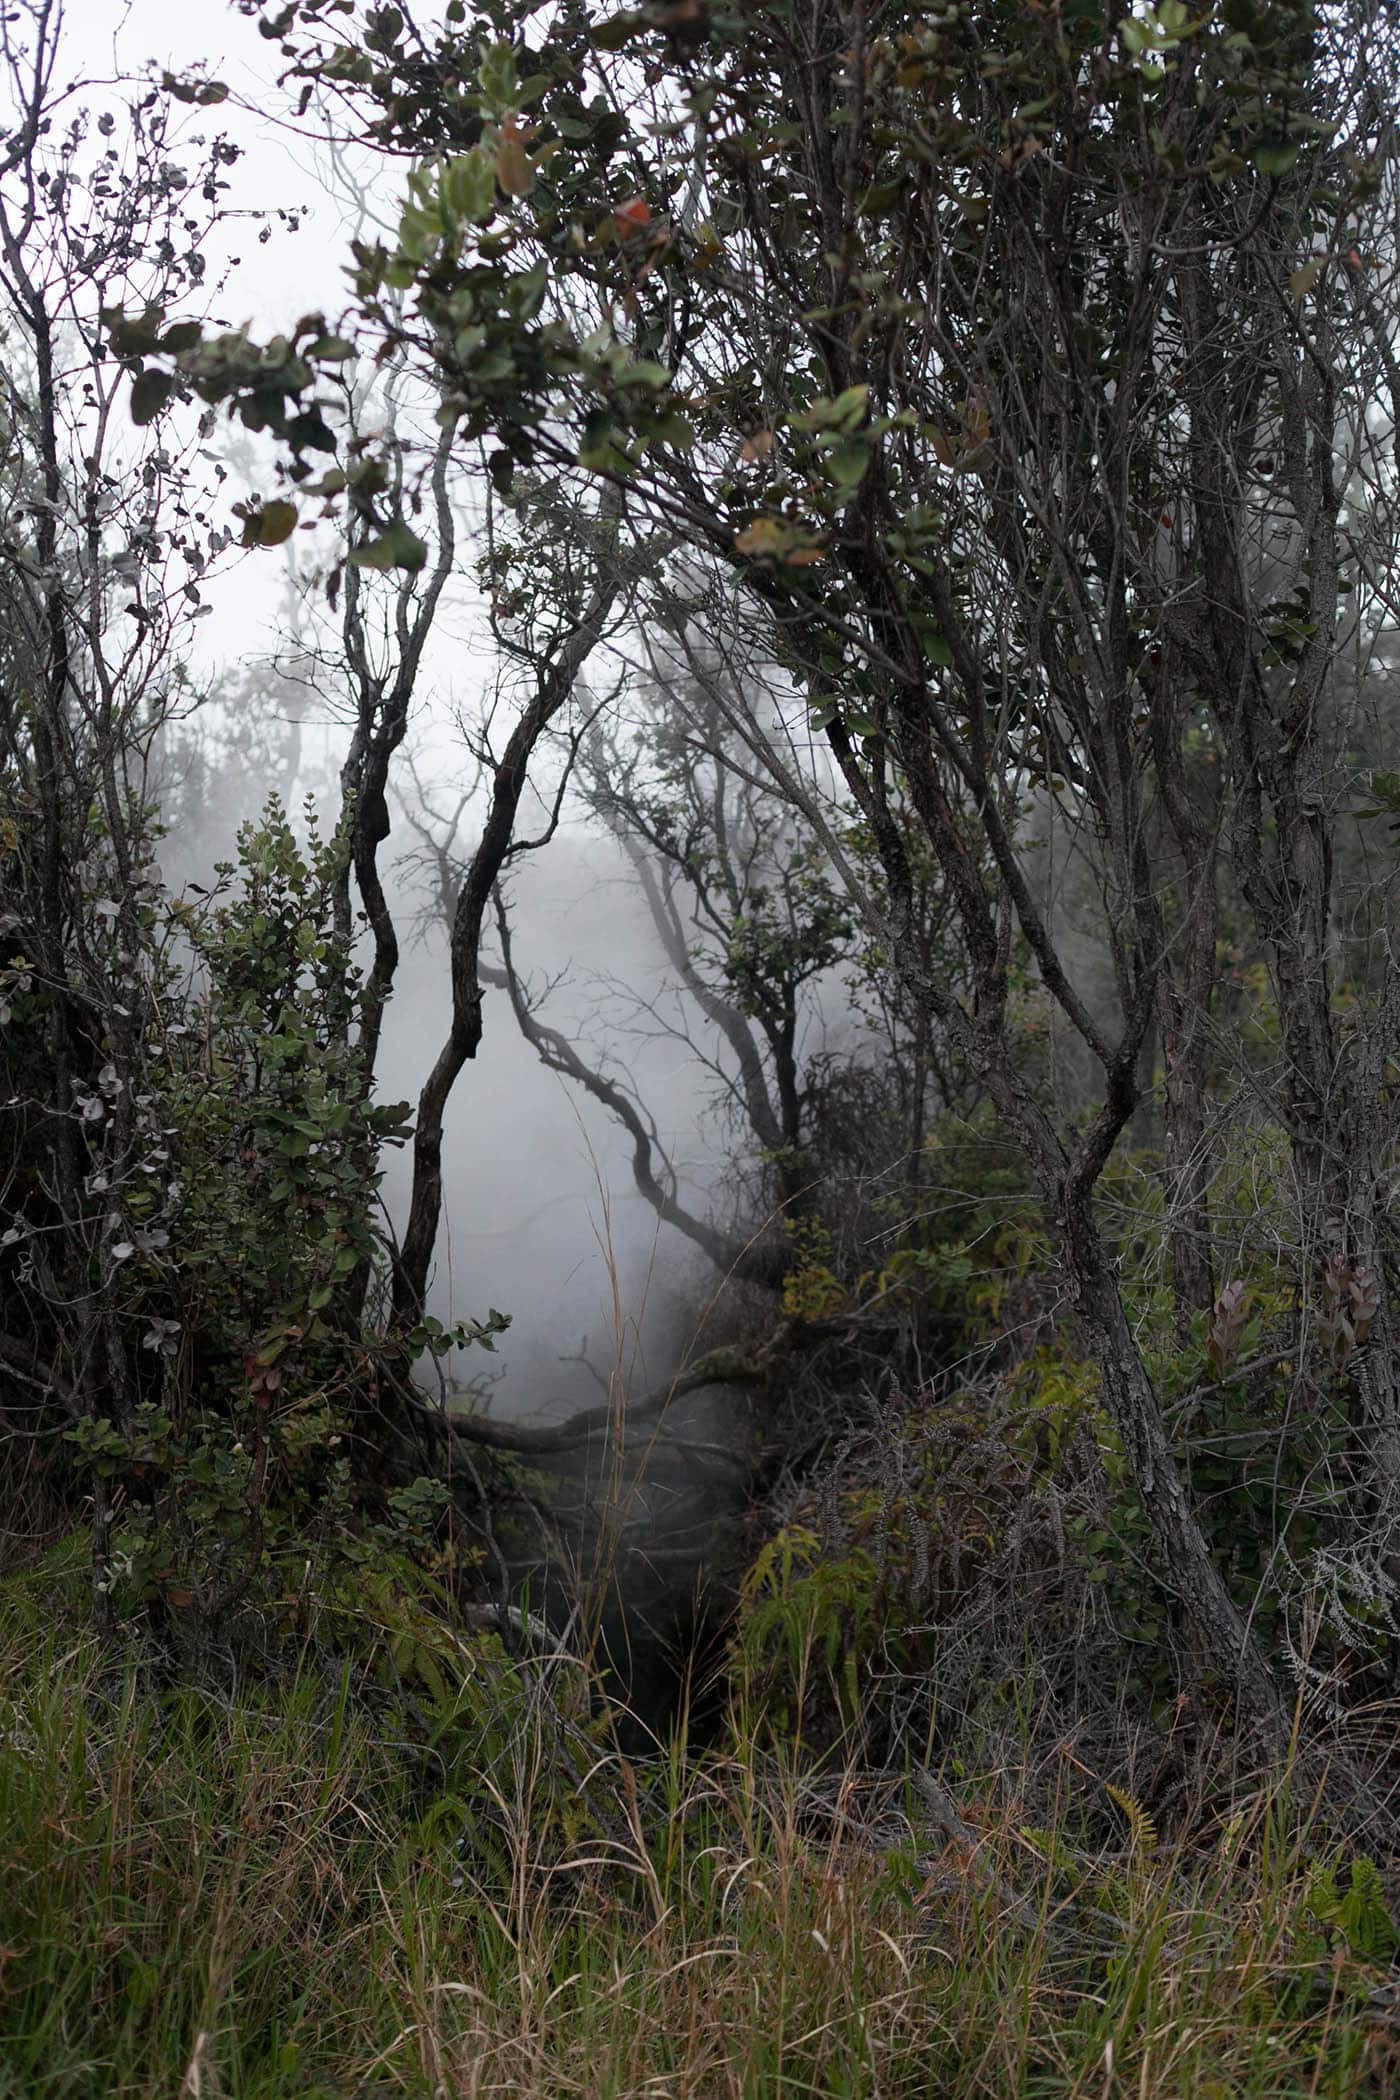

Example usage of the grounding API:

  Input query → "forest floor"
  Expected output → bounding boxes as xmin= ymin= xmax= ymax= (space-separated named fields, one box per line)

xmin=1 ymin=1543 xmax=1397 ymax=2100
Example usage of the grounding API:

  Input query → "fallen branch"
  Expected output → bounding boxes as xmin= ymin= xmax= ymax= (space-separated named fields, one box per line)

xmin=407 ymin=1318 xmax=842 ymax=1457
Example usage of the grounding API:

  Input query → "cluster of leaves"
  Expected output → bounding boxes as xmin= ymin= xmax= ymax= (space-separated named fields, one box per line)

xmin=167 ymin=2 xmax=1359 ymax=655
xmin=46 ymin=805 xmax=380 ymax=1621
xmin=778 ymin=1220 xmax=850 ymax=1324
xmin=5 ymin=796 xmax=506 ymax=1635
xmin=739 ymin=1088 xmax=1400 ymax=1753
xmin=732 ymin=1371 xmax=1109 ymax=1758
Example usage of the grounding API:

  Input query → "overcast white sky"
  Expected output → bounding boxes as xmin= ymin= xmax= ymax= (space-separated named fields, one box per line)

xmin=50 ymin=0 xmax=395 ymax=675
xmin=69 ymin=0 xmax=353 ymax=308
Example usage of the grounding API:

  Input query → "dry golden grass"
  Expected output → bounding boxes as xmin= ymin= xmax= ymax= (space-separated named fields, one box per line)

xmin=1 ymin=1541 xmax=1397 ymax=2099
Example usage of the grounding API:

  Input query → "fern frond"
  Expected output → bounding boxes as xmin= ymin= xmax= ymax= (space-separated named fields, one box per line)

xmin=1105 ymin=1780 xmax=1157 ymax=1853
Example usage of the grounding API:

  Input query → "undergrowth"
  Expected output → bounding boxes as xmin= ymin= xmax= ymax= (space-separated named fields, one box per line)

xmin=1 ymin=1542 xmax=1397 ymax=2099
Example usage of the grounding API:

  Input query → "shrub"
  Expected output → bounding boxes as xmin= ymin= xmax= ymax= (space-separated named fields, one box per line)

xmin=4 ymin=797 xmax=504 ymax=1645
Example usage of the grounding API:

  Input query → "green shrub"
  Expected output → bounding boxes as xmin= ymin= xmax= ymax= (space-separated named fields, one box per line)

xmin=7 ymin=796 xmax=505 ymax=1641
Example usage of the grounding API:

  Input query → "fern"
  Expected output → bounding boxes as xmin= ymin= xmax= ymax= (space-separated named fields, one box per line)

xmin=1304 ymin=1853 xmax=1398 ymax=1961
xmin=1105 ymin=1780 xmax=1157 ymax=1854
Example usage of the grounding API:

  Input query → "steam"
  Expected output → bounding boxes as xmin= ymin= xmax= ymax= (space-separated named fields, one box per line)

xmin=376 ymin=824 xmax=731 ymax=1419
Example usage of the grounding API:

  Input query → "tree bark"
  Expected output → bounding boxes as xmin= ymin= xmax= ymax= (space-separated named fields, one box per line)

xmin=393 ymin=494 xmax=623 ymax=1324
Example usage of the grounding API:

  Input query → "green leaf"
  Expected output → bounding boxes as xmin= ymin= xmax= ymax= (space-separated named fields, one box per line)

xmin=161 ymin=71 xmax=229 ymax=106
xmin=791 ymin=384 xmax=869 ymax=434
xmin=504 ymin=260 xmax=548 ymax=320
xmin=832 ymin=386 xmax=872 ymax=429
xmin=1289 ymin=257 xmax=1322 ymax=301
xmin=824 ymin=439 xmax=871 ymax=491
xmin=102 ymin=304 xmax=166 ymax=358
xmin=615 ymin=359 xmax=673 ymax=390
xmin=397 ymin=203 xmax=443 ymax=262
xmin=443 ymin=145 xmax=497 ymax=226
xmin=649 ymin=409 xmax=695 ymax=452
xmin=349 ymin=519 xmax=429 ymax=573
xmin=857 ymin=179 xmax=904 ymax=217
xmin=591 ymin=10 xmax=646 ymax=50
xmin=124 ymin=1959 xmax=161 ymax=2009
xmin=579 ymin=410 xmax=620 ymax=471
xmin=241 ymin=500 xmax=299 ymax=549
xmin=1253 ymin=140 xmax=1300 ymax=176
xmin=129 ymin=369 xmax=174 ymax=425
xmin=305 ymin=333 xmax=355 ymax=361
xmin=1338 ymin=1856 xmax=1398 ymax=1960
xmin=477 ymin=39 xmax=520 ymax=116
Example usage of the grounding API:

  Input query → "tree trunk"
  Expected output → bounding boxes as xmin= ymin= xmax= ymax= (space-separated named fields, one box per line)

xmin=1156 ymin=883 xmax=1218 ymax=1334
xmin=1057 ymin=1179 xmax=1287 ymax=1737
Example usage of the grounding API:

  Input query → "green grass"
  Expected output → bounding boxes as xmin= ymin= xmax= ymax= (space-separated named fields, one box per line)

xmin=0 ymin=1544 xmax=1395 ymax=2098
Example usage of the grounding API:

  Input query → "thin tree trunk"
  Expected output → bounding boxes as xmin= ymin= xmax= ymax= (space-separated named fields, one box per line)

xmin=1156 ymin=881 xmax=1218 ymax=1333
xmin=1058 ymin=1180 xmax=1286 ymax=1732
xmin=394 ymin=500 xmax=622 ymax=1324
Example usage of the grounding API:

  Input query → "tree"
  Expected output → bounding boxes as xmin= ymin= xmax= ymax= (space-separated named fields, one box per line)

xmin=481 ymin=635 xmax=972 ymax=1316
xmin=0 ymin=3 xmax=499 ymax=1631
xmin=181 ymin=0 xmax=1400 ymax=1761
xmin=495 ymin=662 xmax=851 ymax=1283
xmin=0 ymin=0 xmax=262 ymax=1611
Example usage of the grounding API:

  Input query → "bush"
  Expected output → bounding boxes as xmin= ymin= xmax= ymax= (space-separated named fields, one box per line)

xmin=3 ymin=797 xmax=504 ymax=1645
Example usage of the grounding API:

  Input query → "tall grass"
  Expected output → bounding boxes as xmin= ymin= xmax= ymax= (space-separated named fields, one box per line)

xmin=0 ymin=1542 xmax=1395 ymax=2099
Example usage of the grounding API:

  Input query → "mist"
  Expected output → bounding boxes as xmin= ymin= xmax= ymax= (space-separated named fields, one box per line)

xmin=46 ymin=0 xmax=730 ymax=1426
xmin=376 ymin=824 xmax=731 ymax=1420
xmin=153 ymin=692 xmax=741 ymax=1430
